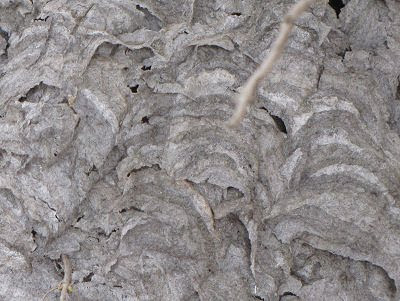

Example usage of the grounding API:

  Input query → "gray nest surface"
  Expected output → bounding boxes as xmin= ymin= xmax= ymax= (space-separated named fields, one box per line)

xmin=0 ymin=0 xmax=400 ymax=300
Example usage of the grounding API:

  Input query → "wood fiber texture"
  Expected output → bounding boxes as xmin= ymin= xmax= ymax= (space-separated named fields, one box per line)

xmin=0 ymin=0 xmax=400 ymax=300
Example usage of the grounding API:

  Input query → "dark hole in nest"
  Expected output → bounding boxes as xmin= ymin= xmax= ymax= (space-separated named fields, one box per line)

xmin=54 ymin=259 xmax=63 ymax=272
xmin=328 ymin=0 xmax=345 ymax=18
xmin=135 ymin=4 xmax=145 ymax=11
xmin=85 ymin=164 xmax=97 ymax=176
xmin=231 ymin=12 xmax=241 ymax=16
xmin=260 ymin=107 xmax=287 ymax=134
xmin=141 ymin=65 xmax=151 ymax=71
xmin=141 ymin=116 xmax=149 ymax=124
xmin=34 ymin=16 xmax=49 ymax=22
xmin=282 ymin=292 xmax=296 ymax=296
xmin=82 ymin=272 xmax=94 ymax=282
xmin=128 ymin=84 xmax=139 ymax=93
xmin=17 ymin=96 xmax=27 ymax=103
xmin=55 ymin=214 xmax=61 ymax=222
xmin=119 ymin=206 xmax=144 ymax=213
xmin=226 ymin=186 xmax=244 ymax=199
xmin=135 ymin=4 xmax=162 ymax=31
xmin=0 ymin=27 xmax=10 ymax=56
xmin=76 ymin=215 xmax=84 ymax=223
xmin=338 ymin=46 xmax=352 ymax=60
xmin=278 ymin=292 xmax=297 ymax=300
xmin=270 ymin=114 xmax=287 ymax=134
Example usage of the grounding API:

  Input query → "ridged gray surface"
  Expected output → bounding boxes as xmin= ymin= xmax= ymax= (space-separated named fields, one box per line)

xmin=0 ymin=0 xmax=400 ymax=300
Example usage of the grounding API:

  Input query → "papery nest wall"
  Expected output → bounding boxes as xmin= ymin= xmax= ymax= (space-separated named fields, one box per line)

xmin=0 ymin=0 xmax=400 ymax=300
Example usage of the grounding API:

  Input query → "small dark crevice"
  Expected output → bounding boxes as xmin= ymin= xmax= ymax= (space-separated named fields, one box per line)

xmin=270 ymin=115 xmax=287 ymax=134
xmin=113 ymin=285 xmax=123 ymax=288
xmin=209 ymin=206 xmax=215 ymax=220
xmin=141 ymin=65 xmax=151 ymax=71
xmin=338 ymin=46 xmax=352 ymax=61
xmin=396 ymin=77 xmax=400 ymax=100
xmin=135 ymin=4 xmax=162 ymax=31
xmin=141 ymin=116 xmax=149 ymax=124
xmin=231 ymin=12 xmax=242 ymax=16
xmin=15 ymin=82 xmax=48 ymax=104
xmin=38 ymin=197 xmax=57 ymax=214
xmin=75 ymin=214 xmax=84 ymax=223
xmin=0 ymin=149 xmax=4 ymax=162
xmin=55 ymin=214 xmax=61 ymax=222
xmin=383 ymin=40 xmax=389 ymax=50
xmin=97 ymin=228 xmax=119 ymax=239
xmin=0 ymin=27 xmax=10 ymax=57
xmin=388 ymin=275 xmax=397 ymax=296
xmin=82 ymin=272 xmax=94 ymax=282
xmin=128 ymin=84 xmax=139 ymax=93
xmin=260 ymin=107 xmax=287 ymax=134
xmin=317 ymin=65 xmax=324 ymax=89
xmin=328 ymin=0 xmax=345 ymax=18
xmin=54 ymin=258 xmax=63 ymax=273
xmin=135 ymin=4 xmax=146 ymax=12
xmin=126 ymin=164 xmax=161 ymax=178
xmin=34 ymin=16 xmax=49 ymax=22
xmin=119 ymin=206 xmax=144 ymax=214
xmin=31 ymin=229 xmax=37 ymax=242
xmin=84 ymin=164 xmax=98 ymax=176
xmin=225 ymin=186 xmax=244 ymax=200
xmin=279 ymin=292 xmax=298 ymax=300
xmin=17 ymin=96 xmax=27 ymax=103
xmin=253 ymin=295 xmax=265 ymax=300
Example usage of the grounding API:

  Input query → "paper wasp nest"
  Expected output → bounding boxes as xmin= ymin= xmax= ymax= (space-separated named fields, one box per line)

xmin=0 ymin=0 xmax=399 ymax=300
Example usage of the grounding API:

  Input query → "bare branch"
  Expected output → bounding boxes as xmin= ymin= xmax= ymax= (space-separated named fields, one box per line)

xmin=227 ymin=0 xmax=319 ymax=127
xmin=41 ymin=286 xmax=59 ymax=301
xmin=60 ymin=255 xmax=72 ymax=301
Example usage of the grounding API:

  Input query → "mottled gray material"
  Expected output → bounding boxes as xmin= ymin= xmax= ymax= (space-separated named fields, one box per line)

xmin=0 ymin=0 xmax=400 ymax=300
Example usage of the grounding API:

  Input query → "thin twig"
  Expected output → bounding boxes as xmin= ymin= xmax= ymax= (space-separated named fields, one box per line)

xmin=42 ymin=286 xmax=59 ymax=301
xmin=227 ymin=0 xmax=319 ymax=127
xmin=60 ymin=254 xmax=72 ymax=301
